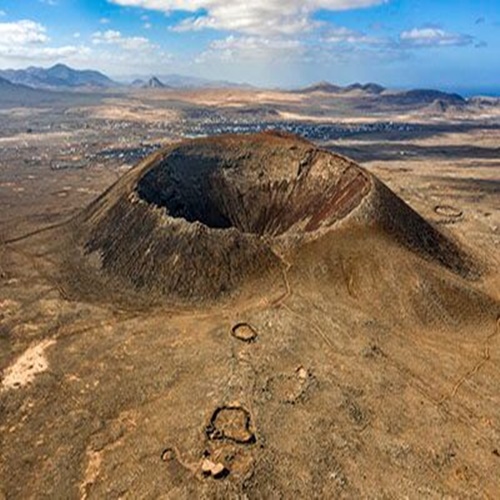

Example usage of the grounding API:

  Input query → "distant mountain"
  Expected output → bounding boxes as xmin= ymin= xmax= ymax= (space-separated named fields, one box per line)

xmin=297 ymin=81 xmax=342 ymax=93
xmin=343 ymin=82 xmax=386 ymax=94
xmin=0 ymin=75 xmax=58 ymax=107
xmin=158 ymin=73 xmax=251 ymax=89
xmin=0 ymin=64 xmax=117 ymax=89
xmin=0 ymin=75 xmax=16 ymax=88
xmin=467 ymin=96 xmax=500 ymax=107
xmin=0 ymin=75 xmax=40 ymax=95
xmin=421 ymin=99 xmax=457 ymax=115
xmin=121 ymin=72 xmax=251 ymax=89
xmin=0 ymin=74 xmax=112 ymax=109
xmin=429 ymin=99 xmax=451 ymax=113
xmin=295 ymin=81 xmax=386 ymax=95
xmin=382 ymin=89 xmax=466 ymax=106
xmin=157 ymin=74 xmax=212 ymax=88
xmin=142 ymin=76 xmax=169 ymax=89
xmin=295 ymin=81 xmax=466 ymax=107
xmin=131 ymin=78 xmax=146 ymax=88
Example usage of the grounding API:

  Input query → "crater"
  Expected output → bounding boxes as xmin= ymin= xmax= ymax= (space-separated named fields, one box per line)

xmin=135 ymin=132 xmax=371 ymax=237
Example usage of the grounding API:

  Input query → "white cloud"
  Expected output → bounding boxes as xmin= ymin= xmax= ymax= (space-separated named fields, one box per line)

xmin=212 ymin=36 xmax=302 ymax=51
xmin=0 ymin=20 xmax=49 ymax=45
xmin=92 ymin=29 xmax=158 ymax=51
xmin=109 ymin=0 xmax=388 ymax=35
xmin=197 ymin=35 xmax=304 ymax=63
xmin=324 ymin=26 xmax=385 ymax=45
xmin=0 ymin=10 xmax=6 ymax=17
xmin=0 ymin=18 xmax=170 ymax=74
xmin=400 ymin=28 xmax=474 ymax=47
xmin=0 ymin=20 xmax=92 ymax=66
xmin=87 ymin=30 xmax=173 ymax=73
xmin=99 ymin=17 xmax=111 ymax=24
xmin=0 ymin=44 xmax=90 ymax=62
xmin=173 ymin=11 xmax=314 ymax=36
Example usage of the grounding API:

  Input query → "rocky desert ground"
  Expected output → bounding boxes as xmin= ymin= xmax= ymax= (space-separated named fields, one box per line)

xmin=0 ymin=86 xmax=499 ymax=498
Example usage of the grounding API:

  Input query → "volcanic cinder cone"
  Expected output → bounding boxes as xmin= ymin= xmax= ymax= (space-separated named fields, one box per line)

xmin=63 ymin=132 xmax=479 ymax=309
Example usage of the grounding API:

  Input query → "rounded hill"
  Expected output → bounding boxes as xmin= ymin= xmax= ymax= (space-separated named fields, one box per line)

xmin=59 ymin=132 xmax=478 ymax=305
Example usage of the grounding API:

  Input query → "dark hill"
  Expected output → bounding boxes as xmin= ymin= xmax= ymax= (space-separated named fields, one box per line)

xmin=383 ymin=89 xmax=466 ymax=106
xmin=131 ymin=78 xmax=146 ymax=88
xmin=343 ymin=82 xmax=386 ymax=94
xmin=0 ymin=76 xmax=56 ymax=106
xmin=55 ymin=132 xmax=482 ymax=306
xmin=297 ymin=81 xmax=342 ymax=93
xmin=296 ymin=81 xmax=385 ymax=94
xmin=142 ymin=76 xmax=169 ymax=89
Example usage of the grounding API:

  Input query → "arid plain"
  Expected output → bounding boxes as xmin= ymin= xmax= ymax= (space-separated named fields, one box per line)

xmin=0 ymin=85 xmax=499 ymax=498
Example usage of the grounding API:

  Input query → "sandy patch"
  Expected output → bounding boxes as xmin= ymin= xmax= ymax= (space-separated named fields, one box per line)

xmin=1 ymin=339 xmax=56 ymax=392
xmin=278 ymin=111 xmax=334 ymax=122
xmin=88 ymin=102 xmax=179 ymax=123
xmin=80 ymin=450 xmax=103 ymax=499
xmin=0 ymin=298 xmax=21 ymax=318
xmin=0 ymin=107 xmax=47 ymax=117
xmin=0 ymin=131 xmax=73 ymax=145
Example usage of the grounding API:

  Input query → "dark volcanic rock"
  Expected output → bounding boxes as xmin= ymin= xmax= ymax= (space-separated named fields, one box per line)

xmin=382 ymin=89 xmax=466 ymax=106
xmin=344 ymin=83 xmax=386 ymax=94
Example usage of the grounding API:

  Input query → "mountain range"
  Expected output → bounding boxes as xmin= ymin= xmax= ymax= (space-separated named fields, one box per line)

xmin=0 ymin=75 xmax=52 ymax=105
xmin=0 ymin=63 xmax=488 ymax=110
xmin=0 ymin=64 xmax=252 ymax=90
xmin=0 ymin=64 xmax=116 ymax=90
xmin=124 ymin=73 xmax=252 ymax=89
xmin=131 ymin=76 xmax=171 ymax=89
xmin=296 ymin=80 xmax=467 ymax=106
xmin=298 ymin=81 xmax=385 ymax=94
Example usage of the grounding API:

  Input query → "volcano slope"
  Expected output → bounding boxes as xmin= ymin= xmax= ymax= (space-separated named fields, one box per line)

xmin=0 ymin=132 xmax=499 ymax=498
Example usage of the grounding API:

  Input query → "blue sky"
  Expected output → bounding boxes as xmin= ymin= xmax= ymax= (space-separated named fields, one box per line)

xmin=0 ymin=0 xmax=498 ymax=91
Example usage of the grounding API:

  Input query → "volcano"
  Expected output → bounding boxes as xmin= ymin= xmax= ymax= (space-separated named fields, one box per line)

xmin=1 ymin=132 xmax=498 ymax=498
xmin=63 ymin=132 xmax=477 ymax=305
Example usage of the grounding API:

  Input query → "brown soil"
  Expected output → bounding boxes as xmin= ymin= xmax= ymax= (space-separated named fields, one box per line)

xmin=0 ymin=132 xmax=498 ymax=498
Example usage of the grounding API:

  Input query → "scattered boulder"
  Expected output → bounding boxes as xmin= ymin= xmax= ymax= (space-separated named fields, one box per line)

xmin=201 ymin=458 xmax=228 ymax=479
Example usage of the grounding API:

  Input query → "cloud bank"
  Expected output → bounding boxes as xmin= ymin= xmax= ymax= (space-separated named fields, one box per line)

xmin=400 ymin=28 xmax=474 ymax=48
xmin=110 ymin=0 xmax=388 ymax=35
xmin=0 ymin=20 xmax=169 ymax=72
